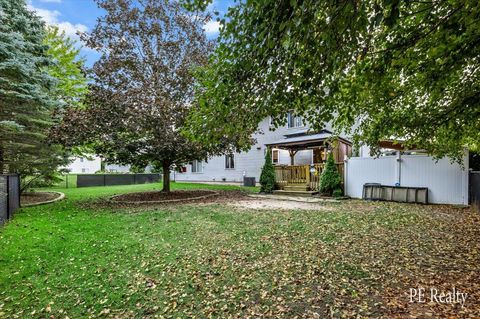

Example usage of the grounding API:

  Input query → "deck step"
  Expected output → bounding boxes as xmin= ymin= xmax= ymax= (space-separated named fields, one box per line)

xmin=272 ymin=190 xmax=318 ymax=197
xmin=283 ymin=185 xmax=310 ymax=191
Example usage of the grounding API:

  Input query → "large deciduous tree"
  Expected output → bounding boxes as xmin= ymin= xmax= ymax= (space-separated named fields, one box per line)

xmin=52 ymin=0 xmax=217 ymax=192
xmin=184 ymin=0 xmax=480 ymax=161
xmin=0 ymin=0 xmax=75 ymax=191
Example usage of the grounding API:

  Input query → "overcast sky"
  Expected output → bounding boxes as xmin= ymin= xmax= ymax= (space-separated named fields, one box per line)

xmin=27 ymin=0 xmax=233 ymax=66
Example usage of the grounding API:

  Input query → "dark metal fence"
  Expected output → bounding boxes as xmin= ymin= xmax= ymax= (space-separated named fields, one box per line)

xmin=470 ymin=171 xmax=480 ymax=211
xmin=77 ymin=173 xmax=161 ymax=188
xmin=0 ymin=174 xmax=20 ymax=225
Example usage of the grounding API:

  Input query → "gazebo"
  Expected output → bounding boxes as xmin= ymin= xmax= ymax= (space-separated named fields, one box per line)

xmin=265 ymin=129 xmax=352 ymax=193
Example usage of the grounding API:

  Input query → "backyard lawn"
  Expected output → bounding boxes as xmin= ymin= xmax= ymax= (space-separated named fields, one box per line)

xmin=0 ymin=183 xmax=479 ymax=318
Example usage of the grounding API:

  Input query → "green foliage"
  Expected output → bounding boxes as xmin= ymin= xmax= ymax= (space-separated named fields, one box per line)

xmin=320 ymin=153 xmax=341 ymax=196
xmin=259 ymin=149 xmax=275 ymax=193
xmin=332 ymin=188 xmax=343 ymax=198
xmin=185 ymin=0 xmax=480 ymax=161
xmin=0 ymin=0 xmax=72 ymax=191
xmin=44 ymin=25 xmax=88 ymax=109
xmin=51 ymin=0 xmax=227 ymax=193
xmin=130 ymin=164 xmax=146 ymax=174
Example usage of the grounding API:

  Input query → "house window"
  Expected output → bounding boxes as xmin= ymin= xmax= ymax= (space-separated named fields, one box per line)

xmin=191 ymin=160 xmax=203 ymax=173
xmin=225 ymin=154 xmax=235 ymax=169
xmin=272 ymin=150 xmax=279 ymax=164
xmin=287 ymin=112 xmax=303 ymax=128
xmin=80 ymin=157 xmax=84 ymax=162
xmin=81 ymin=168 xmax=86 ymax=173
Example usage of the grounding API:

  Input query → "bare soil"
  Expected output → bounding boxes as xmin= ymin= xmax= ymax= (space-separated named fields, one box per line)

xmin=21 ymin=192 xmax=61 ymax=205
xmin=110 ymin=189 xmax=250 ymax=204
xmin=229 ymin=198 xmax=336 ymax=211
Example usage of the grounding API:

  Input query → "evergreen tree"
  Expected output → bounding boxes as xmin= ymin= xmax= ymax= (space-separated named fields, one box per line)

xmin=0 ymin=0 xmax=58 ymax=176
xmin=0 ymin=0 xmax=86 ymax=191
xmin=260 ymin=149 xmax=275 ymax=193
xmin=319 ymin=152 xmax=341 ymax=196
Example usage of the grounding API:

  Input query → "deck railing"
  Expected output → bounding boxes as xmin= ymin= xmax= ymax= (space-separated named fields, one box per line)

xmin=274 ymin=163 xmax=344 ymax=191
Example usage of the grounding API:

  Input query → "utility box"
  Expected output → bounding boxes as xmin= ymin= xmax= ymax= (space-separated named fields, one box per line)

xmin=243 ymin=177 xmax=256 ymax=187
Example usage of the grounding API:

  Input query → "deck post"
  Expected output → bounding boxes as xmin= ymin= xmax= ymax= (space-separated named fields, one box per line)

xmin=305 ymin=165 xmax=310 ymax=187
xmin=289 ymin=150 xmax=297 ymax=165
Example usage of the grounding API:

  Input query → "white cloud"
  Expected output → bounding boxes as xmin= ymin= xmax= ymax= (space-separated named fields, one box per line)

xmin=203 ymin=20 xmax=220 ymax=35
xmin=28 ymin=6 xmax=61 ymax=24
xmin=27 ymin=4 xmax=88 ymax=39
xmin=206 ymin=0 xmax=217 ymax=11
xmin=56 ymin=21 xmax=88 ymax=38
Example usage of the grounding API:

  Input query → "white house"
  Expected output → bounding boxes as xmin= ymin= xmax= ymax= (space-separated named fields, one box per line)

xmin=65 ymin=156 xmax=102 ymax=174
xmin=174 ymin=114 xmax=470 ymax=205
xmin=174 ymin=114 xmax=353 ymax=183
xmin=64 ymin=156 xmax=131 ymax=174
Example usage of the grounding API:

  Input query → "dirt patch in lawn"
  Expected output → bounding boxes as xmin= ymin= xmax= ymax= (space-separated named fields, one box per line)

xmin=229 ymin=198 xmax=336 ymax=211
xmin=21 ymin=191 xmax=63 ymax=206
xmin=111 ymin=189 xmax=219 ymax=204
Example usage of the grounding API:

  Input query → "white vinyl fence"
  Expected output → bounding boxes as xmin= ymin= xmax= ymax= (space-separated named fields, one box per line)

xmin=344 ymin=153 xmax=469 ymax=205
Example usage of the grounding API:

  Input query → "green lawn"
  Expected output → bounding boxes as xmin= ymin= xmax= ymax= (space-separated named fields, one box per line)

xmin=0 ymin=183 xmax=479 ymax=318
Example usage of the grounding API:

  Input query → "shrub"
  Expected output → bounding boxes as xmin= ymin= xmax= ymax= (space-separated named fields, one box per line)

xmin=332 ymin=188 xmax=343 ymax=198
xmin=320 ymin=152 xmax=342 ymax=196
xmin=260 ymin=149 xmax=276 ymax=193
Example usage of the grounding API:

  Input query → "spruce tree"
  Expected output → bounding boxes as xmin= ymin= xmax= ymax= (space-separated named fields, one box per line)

xmin=260 ymin=149 xmax=276 ymax=193
xmin=319 ymin=152 xmax=342 ymax=196
xmin=0 ymin=0 xmax=78 ymax=191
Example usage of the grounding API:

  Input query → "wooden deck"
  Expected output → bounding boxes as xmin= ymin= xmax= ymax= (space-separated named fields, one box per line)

xmin=274 ymin=163 xmax=344 ymax=192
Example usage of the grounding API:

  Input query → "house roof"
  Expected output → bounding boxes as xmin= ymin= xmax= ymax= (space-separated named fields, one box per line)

xmin=266 ymin=130 xmax=351 ymax=150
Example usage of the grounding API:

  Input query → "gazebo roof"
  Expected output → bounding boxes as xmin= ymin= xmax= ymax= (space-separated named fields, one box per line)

xmin=265 ymin=129 xmax=351 ymax=150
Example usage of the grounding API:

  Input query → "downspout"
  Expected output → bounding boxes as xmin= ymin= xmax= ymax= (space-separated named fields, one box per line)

xmin=395 ymin=151 xmax=402 ymax=186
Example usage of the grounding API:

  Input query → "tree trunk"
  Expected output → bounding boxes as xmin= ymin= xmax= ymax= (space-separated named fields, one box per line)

xmin=162 ymin=161 xmax=171 ymax=193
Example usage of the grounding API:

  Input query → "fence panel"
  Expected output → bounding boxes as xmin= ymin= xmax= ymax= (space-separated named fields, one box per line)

xmin=134 ymin=174 xmax=161 ymax=184
xmin=105 ymin=174 xmax=134 ymax=186
xmin=344 ymin=157 xmax=397 ymax=201
xmin=77 ymin=174 xmax=161 ymax=187
xmin=344 ymin=154 xmax=468 ymax=205
xmin=8 ymin=175 xmax=20 ymax=215
xmin=77 ymin=175 xmax=105 ymax=187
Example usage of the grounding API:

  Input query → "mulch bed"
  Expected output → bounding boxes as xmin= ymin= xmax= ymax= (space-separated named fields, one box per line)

xmin=99 ymin=190 xmax=251 ymax=210
xmin=112 ymin=189 xmax=218 ymax=203
xmin=21 ymin=192 xmax=61 ymax=205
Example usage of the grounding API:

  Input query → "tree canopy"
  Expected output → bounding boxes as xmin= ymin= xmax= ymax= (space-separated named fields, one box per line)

xmin=52 ymin=0 xmax=222 ymax=192
xmin=44 ymin=26 xmax=89 ymax=110
xmin=184 ymin=0 xmax=480 ymax=161
xmin=0 ymin=0 xmax=78 ymax=190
